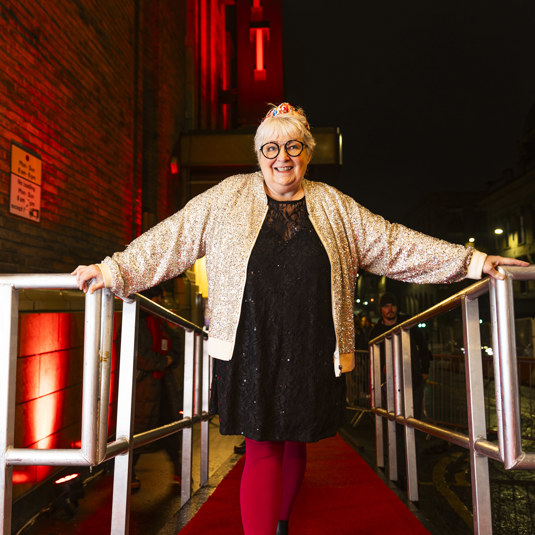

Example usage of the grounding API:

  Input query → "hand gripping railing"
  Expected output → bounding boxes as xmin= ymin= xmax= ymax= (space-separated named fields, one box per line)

xmin=0 ymin=274 xmax=210 ymax=535
xmin=369 ymin=265 xmax=535 ymax=535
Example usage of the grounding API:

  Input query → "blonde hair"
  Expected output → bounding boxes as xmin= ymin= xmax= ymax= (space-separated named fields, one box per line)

xmin=254 ymin=104 xmax=316 ymax=160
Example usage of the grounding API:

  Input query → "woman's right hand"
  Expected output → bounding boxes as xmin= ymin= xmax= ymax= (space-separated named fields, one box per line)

xmin=71 ymin=264 xmax=105 ymax=294
xmin=482 ymin=255 xmax=530 ymax=280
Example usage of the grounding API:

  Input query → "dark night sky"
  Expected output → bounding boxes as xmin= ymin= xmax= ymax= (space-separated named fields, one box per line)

xmin=282 ymin=1 xmax=535 ymax=223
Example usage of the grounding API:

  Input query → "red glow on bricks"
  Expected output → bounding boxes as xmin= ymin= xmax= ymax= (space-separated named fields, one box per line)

xmin=15 ymin=312 xmax=84 ymax=489
xmin=12 ymin=470 xmax=32 ymax=484
xmin=20 ymin=315 xmax=74 ymax=449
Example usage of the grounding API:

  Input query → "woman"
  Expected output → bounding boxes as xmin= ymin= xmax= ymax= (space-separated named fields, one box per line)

xmin=73 ymin=102 xmax=528 ymax=535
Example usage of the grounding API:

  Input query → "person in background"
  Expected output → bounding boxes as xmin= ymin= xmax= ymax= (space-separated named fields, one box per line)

xmin=131 ymin=285 xmax=183 ymax=490
xmin=369 ymin=291 xmax=433 ymax=490
xmin=369 ymin=291 xmax=431 ymax=420
xmin=354 ymin=313 xmax=372 ymax=351
xmin=73 ymin=102 xmax=528 ymax=535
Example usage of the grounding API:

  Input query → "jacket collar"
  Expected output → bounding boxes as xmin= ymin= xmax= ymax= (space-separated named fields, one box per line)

xmin=252 ymin=171 xmax=268 ymax=204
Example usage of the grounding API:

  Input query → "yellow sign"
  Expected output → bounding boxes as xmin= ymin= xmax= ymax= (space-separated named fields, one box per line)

xmin=10 ymin=144 xmax=42 ymax=222
xmin=11 ymin=144 xmax=42 ymax=185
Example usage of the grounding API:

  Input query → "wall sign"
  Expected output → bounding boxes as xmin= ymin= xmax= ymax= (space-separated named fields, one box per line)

xmin=10 ymin=143 xmax=42 ymax=222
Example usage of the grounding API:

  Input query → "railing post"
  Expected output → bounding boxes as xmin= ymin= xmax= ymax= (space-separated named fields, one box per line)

xmin=401 ymin=329 xmax=418 ymax=502
xmin=462 ymin=295 xmax=492 ymax=535
xmin=98 ymin=289 xmax=115 ymax=463
xmin=492 ymin=273 xmax=523 ymax=468
xmin=81 ymin=289 xmax=102 ymax=465
xmin=0 ymin=284 xmax=18 ymax=535
xmin=192 ymin=331 xmax=203 ymax=484
xmin=385 ymin=337 xmax=397 ymax=481
xmin=193 ymin=333 xmax=203 ymax=418
xmin=372 ymin=344 xmax=384 ymax=468
xmin=200 ymin=337 xmax=210 ymax=486
xmin=489 ymin=280 xmax=505 ymax=458
xmin=181 ymin=330 xmax=196 ymax=504
xmin=110 ymin=298 xmax=140 ymax=535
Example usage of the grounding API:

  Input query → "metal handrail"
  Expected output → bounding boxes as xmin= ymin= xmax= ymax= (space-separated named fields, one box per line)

xmin=137 ymin=292 xmax=207 ymax=337
xmin=0 ymin=274 xmax=211 ymax=535
xmin=369 ymin=265 xmax=535 ymax=535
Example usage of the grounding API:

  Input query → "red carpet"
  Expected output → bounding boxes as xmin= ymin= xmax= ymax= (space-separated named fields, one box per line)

xmin=178 ymin=434 xmax=430 ymax=534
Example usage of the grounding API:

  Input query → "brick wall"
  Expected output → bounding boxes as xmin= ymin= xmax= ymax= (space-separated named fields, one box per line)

xmin=0 ymin=0 xmax=192 ymax=503
xmin=0 ymin=0 xmax=190 ymax=273
xmin=11 ymin=307 xmax=121 ymax=499
xmin=0 ymin=1 xmax=235 ymax=508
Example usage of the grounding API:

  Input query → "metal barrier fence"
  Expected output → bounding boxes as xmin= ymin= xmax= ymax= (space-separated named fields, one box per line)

xmin=369 ymin=265 xmax=535 ymax=535
xmin=345 ymin=350 xmax=371 ymax=427
xmin=0 ymin=274 xmax=210 ymax=535
xmin=424 ymin=353 xmax=535 ymax=443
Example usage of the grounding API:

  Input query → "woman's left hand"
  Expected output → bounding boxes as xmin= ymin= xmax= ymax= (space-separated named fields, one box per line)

xmin=483 ymin=255 xmax=530 ymax=280
xmin=71 ymin=264 xmax=105 ymax=293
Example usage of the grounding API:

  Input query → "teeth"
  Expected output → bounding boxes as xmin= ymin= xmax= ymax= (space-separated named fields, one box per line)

xmin=276 ymin=167 xmax=292 ymax=171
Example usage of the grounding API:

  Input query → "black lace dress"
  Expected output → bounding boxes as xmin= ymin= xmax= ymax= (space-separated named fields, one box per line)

xmin=210 ymin=196 xmax=346 ymax=442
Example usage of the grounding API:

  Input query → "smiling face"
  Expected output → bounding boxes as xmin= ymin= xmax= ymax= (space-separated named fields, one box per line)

xmin=255 ymin=113 xmax=315 ymax=201
xmin=258 ymin=134 xmax=312 ymax=200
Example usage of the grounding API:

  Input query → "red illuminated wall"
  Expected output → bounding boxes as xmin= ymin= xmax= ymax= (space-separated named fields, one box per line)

xmin=140 ymin=2 xmax=189 ymax=228
xmin=0 ymin=1 xmax=142 ymax=270
xmin=0 ymin=1 xmax=193 ymax=272
xmin=183 ymin=0 xmax=234 ymax=133
xmin=0 ymin=0 xmax=190 ymax=502
xmin=236 ymin=0 xmax=283 ymax=125
xmin=13 ymin=310 xmax=120 ymax=499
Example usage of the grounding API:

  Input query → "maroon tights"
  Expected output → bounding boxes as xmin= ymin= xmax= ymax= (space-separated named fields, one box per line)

xmin=240 ymin=438 xmax=307 ymax=535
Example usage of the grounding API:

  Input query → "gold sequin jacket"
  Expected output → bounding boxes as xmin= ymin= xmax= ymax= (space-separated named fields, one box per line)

xmin=101 ymin=172 xmax=485 ymax=377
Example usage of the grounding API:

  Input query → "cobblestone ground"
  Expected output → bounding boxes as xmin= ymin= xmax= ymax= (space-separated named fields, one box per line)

xmin=342 ymin=410 xmax=535 ymax=535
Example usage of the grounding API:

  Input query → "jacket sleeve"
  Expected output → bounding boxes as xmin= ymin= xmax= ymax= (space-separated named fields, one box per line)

xmin=101 ymin=187 xmax=217 ymax=298
xmin=346 ymin=197 xmax=474 ymax=285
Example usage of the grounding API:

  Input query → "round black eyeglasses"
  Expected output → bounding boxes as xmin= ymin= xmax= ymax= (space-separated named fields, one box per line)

xmin=260 ymin=140 xmax=306 ymax=159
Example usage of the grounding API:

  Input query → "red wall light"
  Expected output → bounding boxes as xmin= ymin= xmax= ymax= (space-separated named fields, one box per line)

xmin=251 ymin=25 xmax=269 ymax=81
xmin=236 ymin=0 xmax=283 ymax=125
xmin=170 ymin=157 xmax=179 ymax=175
